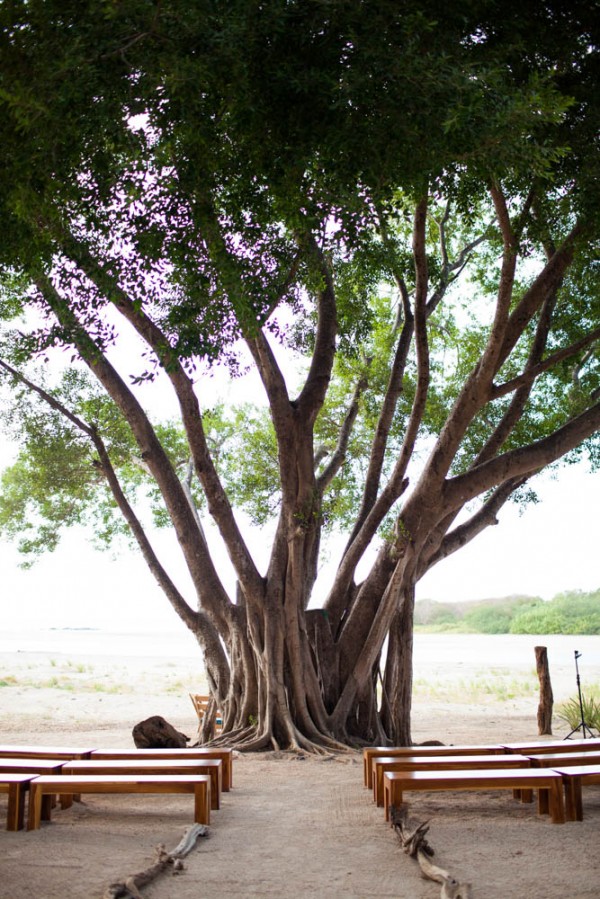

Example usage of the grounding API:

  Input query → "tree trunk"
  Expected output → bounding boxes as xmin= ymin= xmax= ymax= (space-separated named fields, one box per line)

xmin=535 ymin=645 xmax=554 ymax=736
xmin=380 ymin=584 xmax=415 ymax=745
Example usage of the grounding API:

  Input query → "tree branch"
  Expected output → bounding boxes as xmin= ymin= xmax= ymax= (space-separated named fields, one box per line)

xmin=443 ymin=402 xmax=600 ymax=514
xmin=317 ymin=372 xmax=368 ymax=492
xmin=56 ymin=237 xmax=266 ymax=602
xmin=33 ymin=273 xmax=236 ymax=631
xmin=491 ymin=327 xmax=600 ymax=401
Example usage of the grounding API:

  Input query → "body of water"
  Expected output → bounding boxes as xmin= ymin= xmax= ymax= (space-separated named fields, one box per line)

xmin=2 ymin=628 xmax=598 ymax=686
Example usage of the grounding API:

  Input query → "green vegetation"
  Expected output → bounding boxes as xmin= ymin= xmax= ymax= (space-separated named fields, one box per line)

xmin=415 ymin=589 xmax=600 ymax=635
xmin=556 ymin=694 xmax=600 ymax=732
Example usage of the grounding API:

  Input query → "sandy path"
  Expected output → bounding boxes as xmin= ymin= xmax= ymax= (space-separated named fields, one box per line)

xmin=1 ymin=645 xmax=600 ymax=898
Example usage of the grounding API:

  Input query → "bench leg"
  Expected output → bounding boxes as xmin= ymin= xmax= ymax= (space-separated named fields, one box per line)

xmin=384 ymin=780 xmax=403 ymax=823
xmin=27 ymin=784 xmax=44 ymax=831
xmin=548 ymin=782 xmax=566 ymax=824
xmin=6 ymin=783 xmax=25 ymax=831
xmin=563 ymin=777 xmax=582 ymax=822
xmin=194 ymin=782 xmax=211 ymax=825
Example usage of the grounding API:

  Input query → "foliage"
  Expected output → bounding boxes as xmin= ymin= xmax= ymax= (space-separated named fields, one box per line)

xmin=415 ymin=590 xmax=600 ymax=635
xmin=556 ymin=694 xmax=600 ymax=733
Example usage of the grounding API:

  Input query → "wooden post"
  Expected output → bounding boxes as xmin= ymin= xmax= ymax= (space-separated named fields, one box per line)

xmin=535 ymin=646 xmax=554 ymax=735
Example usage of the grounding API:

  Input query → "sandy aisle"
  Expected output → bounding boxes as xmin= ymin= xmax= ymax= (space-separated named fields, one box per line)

xmin=1 ymin=648 xmax=599 ymax=898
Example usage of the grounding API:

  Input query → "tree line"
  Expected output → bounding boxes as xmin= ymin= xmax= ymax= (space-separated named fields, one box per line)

xmin=415 ymin=589 xmax=600 ymax=635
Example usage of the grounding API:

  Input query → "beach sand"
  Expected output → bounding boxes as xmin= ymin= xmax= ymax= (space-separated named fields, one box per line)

xmin=1 ymin=648 xmax=599 ymax=899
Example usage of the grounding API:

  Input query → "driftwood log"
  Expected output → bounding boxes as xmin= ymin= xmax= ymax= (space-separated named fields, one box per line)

xmin=391 ymin=806 xmax=472 ymax=899
xmin=103 ymin=823 xmax=208 ymax=899
xmin=132 ymin=715 xmax=190 ymax=749
xmin=535 ymin=645 xmax=554 ymax=735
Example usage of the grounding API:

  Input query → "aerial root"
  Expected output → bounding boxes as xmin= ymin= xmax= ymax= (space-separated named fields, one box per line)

xmin=102 ymin=823 xmax=208 ymax=899
xmin=391 ymin=806 xmax=472 ymax=899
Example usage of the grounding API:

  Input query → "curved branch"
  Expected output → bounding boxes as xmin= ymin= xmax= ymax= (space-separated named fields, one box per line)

xmin=491 ymin=327 xmax=600 ymax=401
xmin=443 ymin=402 xmax=600 ymax=514
xmin=326 ymin=197 xmax=430 ymax=617
xmin=295 ymin=237 xmax=338 ymax=426
xmin=316 ymin=372 xmax=368 ymax=492
xmin=0 ymin=356 xmax=218 ymax=636
xmin=419 ymin=476 xmax=528 ymax=577
xmin=57 ymin=237 xmax=265 ymax=601
xmin=34 ymin=274 xmax=235 ymax=631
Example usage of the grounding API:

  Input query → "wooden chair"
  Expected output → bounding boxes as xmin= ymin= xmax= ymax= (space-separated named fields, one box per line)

xmin=189 ymin=694 xmax=223 ymax=736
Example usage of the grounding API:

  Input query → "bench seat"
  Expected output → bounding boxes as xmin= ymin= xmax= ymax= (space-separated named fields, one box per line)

xmin=372 ymin=754 xmax=531 ymax=807
xmin=382 ymin=768 xmax=565 ymax=824
xmin=0 ymin=774 xmax=36 ymax=831
xmin=0 ymin=745 xmax=94 ymax=760
xmin=90 ymin=747 xmax=233 ymax=791
xmin=27 ymin=774 xmax=212 ymax=830
xmin=363 ymin=744 xmax=503 ymax=788
xmin=501 ymin=738 xmax=600 ymax=755
xmin=62 ymin=758 xmax=222 ymax=810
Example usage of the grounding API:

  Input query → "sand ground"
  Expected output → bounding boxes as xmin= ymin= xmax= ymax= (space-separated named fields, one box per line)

xmin=1 ymin=649 xmax=599 ymax=899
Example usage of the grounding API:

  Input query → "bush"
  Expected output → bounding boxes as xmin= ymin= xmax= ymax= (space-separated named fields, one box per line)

xmin=556 ymin=694 xmax=600 ymax=733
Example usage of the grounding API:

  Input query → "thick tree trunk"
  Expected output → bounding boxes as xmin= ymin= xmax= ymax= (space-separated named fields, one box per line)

xmin=380 ymin=585 xmax=415 ymax=745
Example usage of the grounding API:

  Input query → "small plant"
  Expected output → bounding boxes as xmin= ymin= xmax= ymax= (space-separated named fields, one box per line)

xmin=556 ymin=694 xmax=600 ymax=733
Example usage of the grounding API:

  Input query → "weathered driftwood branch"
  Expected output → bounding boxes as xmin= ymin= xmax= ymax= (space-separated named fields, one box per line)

xmin=103 ymin=823 xmax=209 ymax=899
xmin=391 ymin=806 xmax=472 ymax=899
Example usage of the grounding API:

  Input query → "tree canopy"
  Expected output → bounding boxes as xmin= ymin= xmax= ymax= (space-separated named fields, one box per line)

xmin=0 ymin=1 xmax=598 ymax=749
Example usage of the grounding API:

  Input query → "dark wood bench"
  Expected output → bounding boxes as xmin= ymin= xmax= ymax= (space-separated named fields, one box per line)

xmin=62 ymin=758 xmax=222 ymax=810
xmin=372 ymin=754 xmax=531 ymax=807
xmin=363 ymin=744 xmax=503 ymax=788
xmin=90 ymin=747 xmax=233 ymax=791
xmin=0 ymin=774 xmax=36 ymax=831
xmin=382 ymin=768 xmax=566 ymax=824
xmin=27 ymin=774 xmax=212 ymax=830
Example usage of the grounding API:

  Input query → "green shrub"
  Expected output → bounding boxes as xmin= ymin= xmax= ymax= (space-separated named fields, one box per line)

xmin=556 ymin=694 xmax=600 ymax=732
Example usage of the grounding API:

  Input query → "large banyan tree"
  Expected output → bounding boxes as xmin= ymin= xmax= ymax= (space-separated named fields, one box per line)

xmin=0 ymin=2 xmax=598 ymax=749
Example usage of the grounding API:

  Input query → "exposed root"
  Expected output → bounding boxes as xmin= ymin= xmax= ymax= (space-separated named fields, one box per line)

xmin=391 ymin=806 xmax=472 ymax=899
xmin=103 ymin=824 xmax=208 ymax=899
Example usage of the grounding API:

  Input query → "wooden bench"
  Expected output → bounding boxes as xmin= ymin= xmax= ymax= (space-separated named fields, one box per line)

xmin=62 ymin=758 xmax=223 ymax=810
xmin=363 ymin=744 xmax=503 ymax=789
xmin=501 ymin=738 xmax=600 ymax=755
xmin=90 ymin=747 xmax=233 ymax=791
xmin=0 ymin=759 xmax=67 ymax=776
xmin=382 ymin=768 xmax=566 ymax=824
xmin=372 ymin=754 xmax=531 ymax=807
xmin=0 ymin=745 xmax=94 ymax=760
xmin=0 ymin=774 xmax=36 ymax=831
xmin=27 ymin=774 xmax=212 ymax=830
xmin=552 ymin=764 xmax=600 ymax=821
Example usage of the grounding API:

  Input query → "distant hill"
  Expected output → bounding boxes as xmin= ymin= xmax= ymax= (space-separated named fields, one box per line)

xmin=414 ymin=589 xmax=600 ymax=634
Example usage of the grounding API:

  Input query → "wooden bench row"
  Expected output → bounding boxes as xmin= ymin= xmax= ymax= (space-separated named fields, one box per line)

xmin=363 ymin=741 xmax=600 ymax=825
xmin=0 ymin=745 xmax=234 ymax=831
